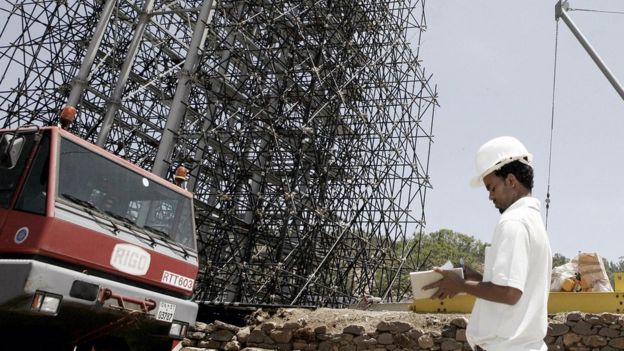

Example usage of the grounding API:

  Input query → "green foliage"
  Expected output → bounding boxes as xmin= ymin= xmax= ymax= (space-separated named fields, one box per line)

xmin=415 ymin=229 xmax=487 ymax=271
xmin=552 ymin=252 xmax=568 ymax=268
xmin=392 ymin=229 xmax=487 ymax=300
xmin=603 ymin=257 xmax=624 ymax=288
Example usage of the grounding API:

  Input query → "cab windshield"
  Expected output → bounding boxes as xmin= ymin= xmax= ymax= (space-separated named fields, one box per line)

xmin=57 ymin=137 xmax=195 ymax=250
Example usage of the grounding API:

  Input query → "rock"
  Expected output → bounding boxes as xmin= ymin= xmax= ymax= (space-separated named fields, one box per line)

xmin=248 ymin=309 xmax=271 ymax=325
xmin=318 ymin=341 xmax=337 ymax=351
xmin=418 ymin=334 xmax=434 ymax=349
xmin=601 ymin=313 xmax=620 ymax=325
xmin=608 ymin=337 xmax=624 ymax=349
xmin=314 ymin=326 xmax=328 ymax=334
xmin=193 ymin=321 xmax=210 ymax=332
xmin=237 ymin=326 xmax=251 ymax=343
xmin=353 ymin=335 xmax=377 ymax=348
xmin=316 ymin=333 xmax=331 ymax=341
xmin=377 ymin=332 xmax=394 ymax=345
xmin=585 ymin=314 xmax=603 ymax=325
xmin=581 ymin=335 xmax=607 ymax=347
xmin=394 ymin=333 xmax=411 ymax=347
xmin=440 ymin=339 xmax=463 ymax=351
xmin=599 ymin=327 xmax=620 ymax=338
xmin=277 ymin=308 xmax=295 ymax=318
xmin=188 ymin=331 xmax=206 ymax=340
xmin=260 ymin=322 xmax=277 ymax=333
xmin=548 ymin=323 xmax=570 ymax=337
xmin=343 ymin=325 xmax=366 ymax=336
xmin=211 ymin=329 xmax=235 ymax=342
xmin=572 ymin=321 xmax=596 ymax=336
xmin=181 ymin=348 xmax=212 ymax=351
xmin=563 ymin=333 xmax=582 ymax=347
xmin=276 ymin=343 xmax=292 ymax=351
xmin=293 ymin=340 xmax=316 ymax=350
xmin=455 ymin=329 xmax=467 ymax=342
xmin=270 ymin=329 xmax=293 ymax=344
xmin=182 ymin=310 xmax=624 ymax=351
xmin=224 ymin=340 xmax=241 ymax=351
xmin=376 ymin=321 xmax=412 ymax=334
xmin=247 ymin=329 xmax=267 ymax=344
xmin=567 ymin=313 xmax=583 ymax=324
xmin=441 ymin=325 xmax=457 ymax=338
xmin=329 ymin=335 xmax=344 ymax=343
xmin=407 ymin=328 xmax=424 ymax=340
xmin=332 ymin=333 xmax=352 ymax=345
xmin=215 ymin=320 xmax=242 ymax=333
xmin=450 ymin=317 xmax=468 ymax=329
xmin=180 ymin=338 xmax=195 ymax=347
xmin=283 ymin=319 xmax=307 ymax=330
xmin=293 ymin=327 xmax=315 ymax=341
xmin=252 ymin=316 xmax=266 ymax=325
xmin=197 ymin=340 xmax=220 ymax=348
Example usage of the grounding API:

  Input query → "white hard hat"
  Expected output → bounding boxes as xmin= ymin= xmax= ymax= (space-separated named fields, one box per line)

xmin=470 ymin=136 xmax=533 ymax=188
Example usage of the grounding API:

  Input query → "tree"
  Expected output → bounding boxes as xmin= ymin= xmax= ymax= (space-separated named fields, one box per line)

xmin=552 ymin=252 xmax=569 ymax=268
xmin=415 ymin=229 xmax=487 ymax=271
xmin=603 ymin=256 xmax=624 ymax=289
xmin=392 ymin=229 xmax=487 ymax=299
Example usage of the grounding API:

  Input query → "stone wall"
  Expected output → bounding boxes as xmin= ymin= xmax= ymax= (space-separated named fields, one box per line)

xmin=179 ymin=312 xmax=624 ymax=351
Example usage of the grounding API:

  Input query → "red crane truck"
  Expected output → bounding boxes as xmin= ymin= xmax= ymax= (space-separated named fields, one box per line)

xmin=0 ymin=119 xmax=198 ymax=350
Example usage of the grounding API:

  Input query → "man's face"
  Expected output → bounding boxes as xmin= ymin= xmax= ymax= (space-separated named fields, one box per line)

xmin=483 ymin=172 xmax=515 ymax=214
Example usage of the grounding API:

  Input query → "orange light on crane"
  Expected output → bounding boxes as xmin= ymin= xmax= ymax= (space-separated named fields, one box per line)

xmin=59 ymin=105 xmax=77 ymax=130
xmin=174 ymin=165 xmax=189 ymax=189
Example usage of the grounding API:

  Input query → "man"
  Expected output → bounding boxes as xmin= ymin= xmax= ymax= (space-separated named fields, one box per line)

xmin=424 ymin=136 xmax=552 ymax=351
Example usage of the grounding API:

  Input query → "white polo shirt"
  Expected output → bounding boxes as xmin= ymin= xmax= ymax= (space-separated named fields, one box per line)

xmin=466 ymin=197 xmax=552 ymax=351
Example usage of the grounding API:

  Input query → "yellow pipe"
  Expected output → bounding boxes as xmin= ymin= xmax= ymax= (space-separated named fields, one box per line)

xmin=410 ymin=291 xmax=624 ymax=314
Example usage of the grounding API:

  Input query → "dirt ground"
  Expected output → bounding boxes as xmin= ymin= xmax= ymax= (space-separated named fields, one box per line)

xmin=257 ymin=307 xmax=470 ymax=334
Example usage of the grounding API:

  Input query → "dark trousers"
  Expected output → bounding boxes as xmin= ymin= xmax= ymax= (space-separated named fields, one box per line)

xmin=474 ymin=346 xmax=486 ymax=351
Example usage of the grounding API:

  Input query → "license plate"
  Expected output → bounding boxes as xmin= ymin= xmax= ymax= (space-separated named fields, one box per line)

xmin=155 ymin=301 xmax=176 ymax=322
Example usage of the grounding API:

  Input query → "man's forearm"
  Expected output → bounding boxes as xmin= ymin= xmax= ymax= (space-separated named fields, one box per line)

xmin=463 ymin=265 xmax=483 ymax=282
xmin=462 ymin=280 xmax=522 ymax=305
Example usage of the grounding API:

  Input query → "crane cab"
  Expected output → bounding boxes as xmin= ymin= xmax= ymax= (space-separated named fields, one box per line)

xmin=0 ymin=125 xmax=198 ymax=350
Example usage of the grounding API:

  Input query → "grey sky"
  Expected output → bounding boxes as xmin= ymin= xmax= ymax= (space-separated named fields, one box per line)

xmin=421 ymin=0 xmax=624 ymax=262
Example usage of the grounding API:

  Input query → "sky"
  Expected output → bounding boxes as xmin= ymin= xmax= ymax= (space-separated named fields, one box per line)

xmin=420 ymin=0 xmax=624 ymax=263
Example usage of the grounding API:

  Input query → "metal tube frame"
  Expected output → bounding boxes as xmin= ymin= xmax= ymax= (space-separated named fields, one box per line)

xmin=555 ymin=0 xmax=624 ymax=101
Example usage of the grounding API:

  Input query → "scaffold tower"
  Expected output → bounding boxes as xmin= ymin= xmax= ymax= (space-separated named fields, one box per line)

xmin=0 ymin=0 xmax=437 ymax=307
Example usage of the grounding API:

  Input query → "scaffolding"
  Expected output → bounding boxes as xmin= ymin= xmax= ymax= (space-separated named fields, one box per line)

xmin=0 ymin=0 xmax=437 ymax=307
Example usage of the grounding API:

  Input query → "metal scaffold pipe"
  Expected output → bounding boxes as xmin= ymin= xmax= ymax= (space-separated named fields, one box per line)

xmin=555 ymin=1 xmax=624 ymax=102
xmin=96 ymin=0 xmax=156 ymax=147
xmin=66 ymin=0 xmax=117 ymax=108
xmin=152 ymin=0 xmax=216 ymax=178
xmin=0 ymin=0 xmax=437 ymax=306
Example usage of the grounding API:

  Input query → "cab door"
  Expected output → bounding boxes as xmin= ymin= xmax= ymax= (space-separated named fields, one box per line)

xmin=0 ymin=129 xmax=49 ymax=243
